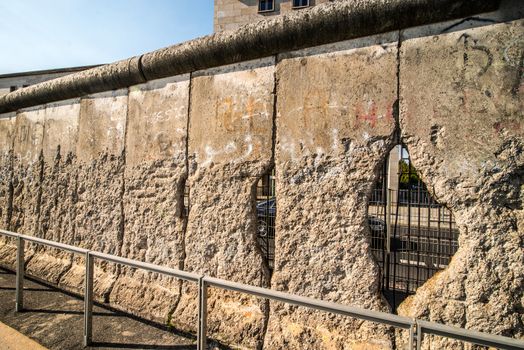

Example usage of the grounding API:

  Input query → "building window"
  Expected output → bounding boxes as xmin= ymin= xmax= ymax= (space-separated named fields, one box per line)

xmin=9 ymin=86 xmax=17 ymax=92
xmin=258 ymin=0 xmax=274 ymax=13
xmin=292 ymin=0 xmax=310 ymax=8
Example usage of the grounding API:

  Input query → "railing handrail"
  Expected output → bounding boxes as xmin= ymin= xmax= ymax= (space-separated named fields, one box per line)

xmin=203 ymin=276 xmax=414 ymax=329
xmin=0 ymin=228 xmax=523 ymax=350
xmin=417 ymin=320 xmax=524 ymax=350
xmin=89 ymin=250 xmax=200 ymax=282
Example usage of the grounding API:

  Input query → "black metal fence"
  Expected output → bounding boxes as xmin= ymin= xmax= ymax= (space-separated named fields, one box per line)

xmin=244 ymin=148 xmax=458 ymax=310
xmin=256 ymin=169 xmax=276 ymax=270
xmin=369 ymin=146 xmax=459 ymax=310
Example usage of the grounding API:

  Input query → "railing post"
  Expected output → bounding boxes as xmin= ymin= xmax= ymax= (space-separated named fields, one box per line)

xmin=416 ymin=321 xmax=422 ymax=350
xmin=15 ymin=236 xmax=24 ymax=312
xmin=83 ymin=252 xmax=94 ymax=347
xmin=409 ymin=321 xmax=415 ymax=350
xmin=197 ymin=276 xmax=208 ymax=350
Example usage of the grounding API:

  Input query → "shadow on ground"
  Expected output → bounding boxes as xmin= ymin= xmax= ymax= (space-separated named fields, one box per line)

xmin=0 ymin=267 xmax=229 ymax=350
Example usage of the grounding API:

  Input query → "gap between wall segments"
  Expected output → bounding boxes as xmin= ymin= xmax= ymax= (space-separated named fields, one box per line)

xmin=395 ymin=29 xmax=402 ymax=144
xmin=258 ymin=54 xmax=279 ymax=350
xmin=111 ymin=88 xmax=131 ymax=301
xmin=167 ymin=72 xmax=194 ymax=327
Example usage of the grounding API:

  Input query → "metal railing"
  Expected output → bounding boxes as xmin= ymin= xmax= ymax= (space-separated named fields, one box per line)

xmin=0 ymin=229 xmax=522 ymax=350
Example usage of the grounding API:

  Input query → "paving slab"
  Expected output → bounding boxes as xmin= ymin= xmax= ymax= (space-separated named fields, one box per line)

xmin=0 ymin=320 xmax=48 ymax=350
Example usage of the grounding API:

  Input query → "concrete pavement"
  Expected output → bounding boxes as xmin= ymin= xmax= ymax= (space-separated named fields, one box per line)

xmin=0 ymin=320 xmax=48 ymax=350
xmin=0 ymin=267 xmax=203 ymax=350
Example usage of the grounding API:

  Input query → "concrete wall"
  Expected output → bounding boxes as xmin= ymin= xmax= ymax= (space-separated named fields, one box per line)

xmin=0 ymin=2 xmax=522 ymax=349
xmin=214 ymin=0 xmax=332 ymax=32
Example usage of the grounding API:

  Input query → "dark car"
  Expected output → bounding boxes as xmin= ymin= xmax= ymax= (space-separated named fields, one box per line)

xmin=368 ymin=216 xmax=386 ymax=250
xmin=256 ymin=198 xmax=276 ymax=238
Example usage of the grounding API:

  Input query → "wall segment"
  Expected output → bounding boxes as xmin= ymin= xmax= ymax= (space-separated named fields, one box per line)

xmin=60 ymin=91 xmax=128 ymax=299
xmin=0 ymin=116 xmax=15 ymax=267
xmin=112 ymin=75 xmax=190 ymax=322
xmin=175 ymin=58 xmax=275 ymax=348
xmin=265 ymin=32 xmax=398 ymax=350
xmin=26 ymin=100 xmax=80 ymax=285
xmin=398 ymin=17 xmax=524 ymax=348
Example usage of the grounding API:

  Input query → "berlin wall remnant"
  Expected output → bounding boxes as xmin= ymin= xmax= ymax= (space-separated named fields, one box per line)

xmin=0 ymin=116 xmax=15 ymax=268
xmin=58 ymin=90 xmax=128 ymax=300
xmin=398 ymin=18 xmax=524 ymax=348
xmin=0 ymin=1 xmax=522 ymax=349
xmin=25 ymin=100 xmax=80 ymax=285
xmin=264 ymin=32 xmax=398 ymax=350
xmin=0 ymin=0 xmax=499 ymax=114
xmin=110 ymin=76 xmax=190 ymax=323
xmin=172 ymin=58 xmax=275 ymax=349
xmin=6 ymin=108 xmax=45 ymax=271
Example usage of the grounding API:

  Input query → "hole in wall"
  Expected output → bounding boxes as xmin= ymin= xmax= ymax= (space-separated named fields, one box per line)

xmin=368 ymin=145 xmax=459 ymax=312
xmin=183 ymin=182 xmax=190 ymax=218
xmin=255 ymin=168 xmax=276 ymax=272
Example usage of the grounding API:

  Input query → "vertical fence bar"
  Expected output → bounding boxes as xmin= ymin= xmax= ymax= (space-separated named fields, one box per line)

xmin=84 ymin=252 xmax=94 ymax=347
xmin=197 ymin=276 xmax=208 ymax=350
xmin=15 ymin=236 xmax=24 ymax=312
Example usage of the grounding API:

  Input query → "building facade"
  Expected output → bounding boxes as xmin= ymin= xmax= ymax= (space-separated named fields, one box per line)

xmin=0 ymin=65 xmax=100 ymax=96
xmin=214 ymin=0 xmax=334 ymax=31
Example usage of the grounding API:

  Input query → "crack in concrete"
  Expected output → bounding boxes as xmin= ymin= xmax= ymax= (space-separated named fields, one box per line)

xmin=395 ymin=29 xmax=402 ymax=145
xmin=118 ymin=88 xmax=131 ymax=250
xmin=6 ymin=151 xmax=14 ymax=231
xmin=181 ymin=72 xmax=193 ymax=273
xmin=259 ymin=54 xmax=279 ymax=350
xmin=168 ymin=72 xmax=194 ymax=327
xmin=104 ymin=89 xmax=132 ymax=303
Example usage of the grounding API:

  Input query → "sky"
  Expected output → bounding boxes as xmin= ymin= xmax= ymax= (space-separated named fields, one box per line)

xmin=0 ymin=0 xmax=214 ymax=74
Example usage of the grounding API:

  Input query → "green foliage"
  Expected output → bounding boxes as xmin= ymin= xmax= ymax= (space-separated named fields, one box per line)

xmin=398 ymin=160 xmax=420 ymax=188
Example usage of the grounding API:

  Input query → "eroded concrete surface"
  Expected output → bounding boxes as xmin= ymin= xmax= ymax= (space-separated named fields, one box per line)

xmin=398 ymin=19 xmax=524 ymax=349
xmin=174 ymin=58 xmax=274 ymax=349
xmin=264 ymin=33 xmax=398 ymax=350
xmin=26 ymin=100 xmax=80 ymax=285
xmin=0 ymin=116 xmax=15 ymax=269
xmin=0 ymin=5 xmax=522 ymax=350
xmin=60 ymin=90 xmax=128 ymax=300
xmin=111 ymin=76 xmax=190 ymax=323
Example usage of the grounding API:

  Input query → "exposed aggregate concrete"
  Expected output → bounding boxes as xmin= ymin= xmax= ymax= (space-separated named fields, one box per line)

xmin=0 ymin=3 xmax=521 ymax=349
xmin=25 ymin=101 xmax=80 ymax=285
xmin=264 ymin=33 xmax=398 ymax=350
xmin=110 ymin=76 xmax=190 ymax=322
xmin=398 ymin=19 xmax=524 ymax=349
xmin=172 ymin=59 xmax=274 ymax=349
xmin=59 ymin=91 xmax=128 ymax=300
xmin=0 ymin=116 xmax=15 ymax=268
